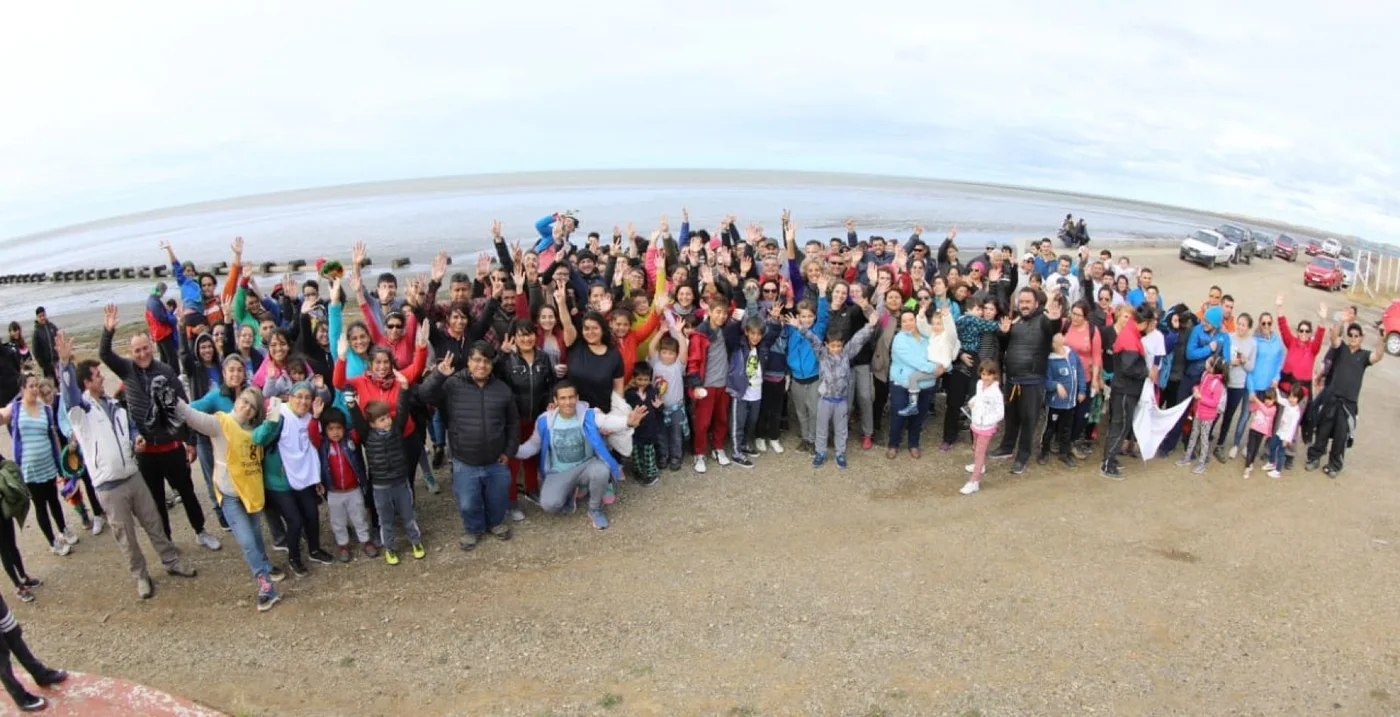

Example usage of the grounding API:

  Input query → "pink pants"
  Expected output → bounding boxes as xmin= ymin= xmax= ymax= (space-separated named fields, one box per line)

xmin=970 ymin=430 xmax=994 ymax=482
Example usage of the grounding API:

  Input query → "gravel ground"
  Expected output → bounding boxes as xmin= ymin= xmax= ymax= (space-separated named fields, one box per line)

xmin=5 ymin=248 xmax=1399 ymax=717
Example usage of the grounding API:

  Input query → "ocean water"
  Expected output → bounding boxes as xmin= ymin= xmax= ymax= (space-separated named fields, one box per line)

xmin=0 ymin=170 xmax=1251 ymax=327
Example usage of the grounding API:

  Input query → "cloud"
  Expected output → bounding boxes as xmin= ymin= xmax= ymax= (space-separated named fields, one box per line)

xmin=0 ymin=0 xmax=1394 ymax=241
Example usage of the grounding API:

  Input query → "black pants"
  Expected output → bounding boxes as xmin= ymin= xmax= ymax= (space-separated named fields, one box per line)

xmin=157 ymin=337 xmax=179 ymax=374
xmin=0 ymin=603 xmax=60 ymax=706
xmin=136 ymin=449 xmax=205 ymax=538
xmin=25 ymin=481 xmax=65 ymax=545
xmin=0 ymin=520 xmax=27 ymax=589
xmin=758 ymin=379 xmax=786 ymax=441
xmin=1041 ymin=407 xmax=1075 ymax=458
xmin=1306 ymin=400 xmax=1352 ymax=472
xmin=1102 ymin=390 xmax=1139 ymax=470
xmin=291 ymin=486 xmax=324 ymax=554
xmin=264 ymin=490 xmax=303 ymax=564
xmin=995 ymin=382 xmax=1045 ymax=464
xmin=264 ymin=493 xmax=287 ymax=546
xmin=941 ymin=370 xmax=972 ymax=445
xmin=1243 ymin=430 xmax=1267 ymax=467
xmin=872 ymin=378 xmax=890 ymax=436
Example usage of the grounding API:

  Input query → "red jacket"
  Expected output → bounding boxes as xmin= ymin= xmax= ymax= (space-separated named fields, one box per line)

xmin=1279 ymin=315 xmax=1325 ymax=379
xmin=684 ymin=331 xmax=711 ymax=399
xmin=333 ymin=345 xmax=427 ymax=436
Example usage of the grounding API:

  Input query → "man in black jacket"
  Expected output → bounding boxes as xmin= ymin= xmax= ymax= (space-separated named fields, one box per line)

xmin=30 ymin=308 xmax=59 ymax=383
xmin=97 ymin=304 xmax=221 ymax=551
xmin=420 ymin=342 xmax=520 ymax=551
xmin=991 ymin=287 xmax=1063 ymax=473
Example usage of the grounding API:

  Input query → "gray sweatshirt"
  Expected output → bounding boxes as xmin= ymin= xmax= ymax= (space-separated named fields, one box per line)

xmin=798 ymin=313 xmax=878 ymax=399
xmin=1227 ymin=334 xmax=1257 ymax=389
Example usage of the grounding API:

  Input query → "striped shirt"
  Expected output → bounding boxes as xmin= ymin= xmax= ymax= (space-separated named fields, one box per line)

xmin=18 ymin=410 xmax=58 ymax=484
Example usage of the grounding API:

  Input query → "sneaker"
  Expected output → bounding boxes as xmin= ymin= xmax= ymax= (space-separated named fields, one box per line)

xmin=490 ymin=524 xmax=512 ymax=541
xmin=50 ymin=539 xmax=70 ymax=557
xmin=730 ymin=454 xmax=754 ymax=468
xmin=939 ymin=442 xmax=953 ymax=452
xmin=32 ymin=668 xmax=67 ymax=689
xmin=1037 ymin=452 xmax=1050 ymax=466
xmin=137 ymin=577 xmax=154 ymax=599
xmin=668 ymin=458 xmax=683 ymax=472
xmin=1010 ymin=461 xmax=1027 ymax=475
xmin=337 ymin=545 xmax=352 ymax=563
xmin=1305 ymin=460 xmax=1320 ymax=472
xmin=268 ymin=566 xmax=286 ymax=582
xmin=588 ymin=509 xmax=609 ymax=530
xmin=959 ymin=481 xmax=980 ymax=495
xmin=271 ymin=539 xmax=289 ymax=553
xmin=1228 ymin=445 xmax=1239 ymax=460
xmin=813 ymin=453 xmax=826 ymax=468
xmin=1322 ymin=466 xmax=1337 ymax=479
xmin=308 ymin=548 xmax=334 ymax=565
xmin=1100 ymin=464 xmax=1124 ymax=481
xmin=16 ymin=587 xmax=34 ymax=603
xmin=165 ymin=494 xmax=181 ymax=508
xmin=15 ymin=694 xmax=45 ymax=712
xmin=92 ymin=515 xmax=107 ymax=536
xmin=1263 ymin=462 xmax=1276 ymax=472
xmin=508 ymin=508 xmax=526 ymax=522
xmin=989 ymin=448 xmax=1014 ymax=460
xmin=62 ymin=528 xmax=79 ymax=546
xmin=1284 ymin=456 xmax=1296 ymax=471
xmin=459 ymin=533 xmax=479 ymax=552
xmin=896 ymin=402 xmax=920 ymax=417
xmin=256 ymin=576 xmax=280 ymax=612
xmin=165 ymin=562 xmax=197 ymax=578
xmin=637 ymin=473 xmax=659 ymax=486
xmin=769 ymin=440 xmax=784 ymax=455
xmin=424 ymin=476 xmax=442 ymax=495
xmin=411 ymin=543 xmax=426 ymax=559
xmin=861 ymin=435 xmax=873 ymax=450
xmin=796 ymin=439 xmax=813 ymax=453
xmin=1175 ymin=457 xmax=1193 ymax=467
xmin=431 ymin=445 xmax=446 ymax=469
xmin=693 ymin=455 xmax=708 ymax=474
xmin=714 ymin=450 xmax=731 ymax=467
xmin=742 ymin=445 xmax=760 ymax=458
xmin=1060 ymin=455 xmax=1077 ymax=469
xmin=362 ymin=542 xmax=379 ymax=558
xmin=602 ymin=483 xmax=616 ymax=505
xmin=1213 ymin=447 xmax=1228 ymax=464
xmin=1072 ymin=442 xmax=1091 ymax=459
xmin=384 ymin=549 xmax=400 ymax=565
xmin=754 ymin=438 xmax=768 ymax=453
xmin=19 ymin=577 xmax=40 ymax=589
xmin=1192 ymin=463 xmax=1208 ymax=475
xmin=1266 ymin=469 xmax=1281 ymax=479
xmin=196 ymin=532 xmax=222 ymax=551
xmin=289 ymin=559 xmax=310 ymax=578
xmin=1243 ymin=467 xmax=1253 ymax=480
xmin=965 ymin=463 xmax=976 ymax=473
xmin=835 ymin=454 xmax=848 ymax=469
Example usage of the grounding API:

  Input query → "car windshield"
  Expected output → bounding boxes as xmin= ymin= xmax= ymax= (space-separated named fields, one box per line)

xmin=1341 ymin=260 xmax=1356 ymax=271
xmin=1312 ymin=257 xmax=1337 ymax=269
xmin=1191 ymin=230 xmax=1221 ymax=246
xmin=1215 ymin=225 xmax=1247 ymax=242
xmin=1251 ymin=230 xmax=1271 ymax=241
xmin=1278 ymin=235 xmax=1296 ymax=246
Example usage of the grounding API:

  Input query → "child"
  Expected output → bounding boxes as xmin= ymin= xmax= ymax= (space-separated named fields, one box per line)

xmin=725 ymin=314 xmax=781 ymax=467
xmin=1242 ymin=388 xmax=1279 ymax=479
xmin=623 ymin=363 xmax=665 ymax=486
xmin=348 ymin=389 xmax=425 ymax=564
xmin=783 ymin=291 xmax=831 ymax=454
xmin=1041 ymin=333 xmax=1086 ymax=466
xmin=1178 ymin=356 xmax=1225 ymax=474
xmin=962 ymin=360 xmax=1005 ymax=494
xmin=789 ymin=302 xmax=877 ymax=469
xmin=899 ymin=307 xmax=959 ymax=416
xmin=315 ymin=408 xmax=377 ymax=561
xmin=1264 ymin=384 xmax=1305 ymax=479
xmin=646 ymin=326 xmax=688 ymax=472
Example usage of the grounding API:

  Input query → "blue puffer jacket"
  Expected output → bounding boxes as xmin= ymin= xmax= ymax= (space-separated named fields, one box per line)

xmin=1045 ymin=350 xmax=1087 ymax=411
xmin=1249 ymin=331 xmax=1286 ymax=392
xmin=1184 ymin=306 xmax=1231 ymax=379
xmin=784 ymin=297 xmax=829 ymax=381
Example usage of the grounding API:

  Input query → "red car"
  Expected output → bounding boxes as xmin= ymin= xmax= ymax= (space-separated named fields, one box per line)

xmin=1303 ymin=256 xmax=1344 ymax=291
xmin=1303 ymin=238 xmax=1322 ymax=256
xmin=1274 ymin=234 xmax=1298 ymax=261
xmin=1381 ymin=299 xmax=1400 ymax=356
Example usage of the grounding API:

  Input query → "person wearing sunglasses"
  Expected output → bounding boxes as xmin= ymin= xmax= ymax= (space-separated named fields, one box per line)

xmin=1305 ymin=319 xmax=1383 ymax=478
xmin=1225 ymin=311 xmax=1285 ymax=460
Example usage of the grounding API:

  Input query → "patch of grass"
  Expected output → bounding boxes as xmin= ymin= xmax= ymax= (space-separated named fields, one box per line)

xmin=337 ymin=656 xmax=355 ymax=668
xmin=599 ymin=693 xmax=623 ymax=709
xmin=887 ymin=688 xmax=908 ymax=699
xmin=729 ymin=707 xmax=759 ymax=717
xmin=1371 ymin=689 xmax=1391 ymax=702
xmin=864 ymin=708 xmax=887 ymax=717
xmin=628 ymin=664 xmax=653 ymax=677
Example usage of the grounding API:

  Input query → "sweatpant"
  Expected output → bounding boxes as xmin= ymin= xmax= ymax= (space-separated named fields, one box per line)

xmin=1183 ymin=416 xmax=1216 ymax=466
xmin=758 ymin=379 xmax=787 ymax=441
xmin=0 ymin=520 xmax=26 ymax=589
xmin=507 ymin=421 xmax=541 ymax=503
xmin=1102 ymin=390 xmax=1139 ymax=470
xmin=326 ymin=489 xmax=371 ymax=546
xmin=136 ymin=448 xmax=206 ymax=539
xmin=372 ymin=482 xmax=421 ymax=550
xmin=263 ymin=490 xmax=303 ymax=564
xmin=24 ymin=480 xmax=65 ymax=545
xmin=941 ymin=370 xmax=972 ymax=445
xmin=633 ymin=443 xmax=660 ymax=482
xmin=730 ymin=396 xmax=760 ymax=457
xmin=1040 ymin=407 xmax=1074 ymax=459
xmin=849 ymin=364 xmax=875 ymax=439
xmin=815 ymin=396 xmax=850 ymax=457
xmin=789 ymin=378 xmax=820 ymax=443
xmin=101 ymin=475 xmax=185 ymax=581
xmin=996 ymin=382 xmax=1045 ymax=464
xmin=540 ymin=458 xmax=612 ymax=513
xmin=1306 ymin=399 xmax=1353 ymax=473
xmin=691 ymin=388 xmax=730 ymax=456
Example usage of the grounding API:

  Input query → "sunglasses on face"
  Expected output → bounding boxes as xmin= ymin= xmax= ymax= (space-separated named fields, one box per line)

xmin=386 ymin=323 xmax=404 ymax=330
xmin=1259 ymin=322 xmax=1273 ymax=327
xmin=1297 ymin=328 xmax=1311 ymax=334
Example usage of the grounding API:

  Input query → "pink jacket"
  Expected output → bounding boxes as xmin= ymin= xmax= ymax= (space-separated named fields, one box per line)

xmin=1194 ymin=373 xmax=1225 ymax=421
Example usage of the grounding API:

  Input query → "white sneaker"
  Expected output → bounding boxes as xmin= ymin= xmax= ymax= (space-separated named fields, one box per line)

xmin=1243 ymin=467 xmax=1253 ymax=480
xmin=960 ymin=481 xmax=980 ymax=495
xmin=51 ymin=539 xmax=71 ymax=557
xmin=965 ymin=463 xmax=976 ymax=473
xmin=770 ymin=440 xmax=784 ymax=454
xmin=693 ymin=455 xmax=708 ymax=474
xmin=91 ymin=516 xmax=106 ymax=536
xmin=714 ymin=450 xmax=731 ymax=467
xmin=1228 ymin=446 xmax=1239 ymax=460
xmin=754 ymin=439 xmax=768 ymax=453
xmin=1267 ymin=470 xmax=1281 ymax=479
xmin=62 ymin=529 xmax=80 ymax=546
xmin=196 ymin=532 xmax=223 ymax=551
xmin=508 ymin=509 xmax=526 ymax=522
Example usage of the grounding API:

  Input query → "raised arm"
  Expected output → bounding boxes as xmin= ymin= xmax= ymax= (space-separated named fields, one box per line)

xmin=174 ymin=401 xmax=221 ymax=438
xmin=97 ymin=304 xmax=133 ymax=379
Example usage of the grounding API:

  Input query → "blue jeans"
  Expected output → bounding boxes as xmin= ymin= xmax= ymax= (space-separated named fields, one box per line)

xmin=195 ymin=435 xmax=218 ymax=507
xmin=1267 ymin=436 xmax=1286 ymax=467
xmin=1232 ymin=391 xmax=1261 ymax=448
xmin=219 ymin=496 xmax=272 ymax=583
xmin=451 ymin=460 xmax=509 ymax=535
xmin=887 ymin=385 xmax=931 ymax=449
xmin=429 ymin=409 xmax=446 ymax=447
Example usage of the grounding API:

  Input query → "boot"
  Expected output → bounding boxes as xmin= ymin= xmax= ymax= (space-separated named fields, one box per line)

xmin=3 ymin=627 xmax=67 ymax=687
xmin=0 ymin=646 xmax=43 ymax=712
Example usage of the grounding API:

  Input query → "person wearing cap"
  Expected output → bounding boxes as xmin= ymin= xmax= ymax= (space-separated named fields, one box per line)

xmin=29 ymin=309 xmax=58 ymax=384
xmin=145 ymin=282 xmax=180 ymax=372
xmin=1016 ymin=252 xmax=1039 ymax=291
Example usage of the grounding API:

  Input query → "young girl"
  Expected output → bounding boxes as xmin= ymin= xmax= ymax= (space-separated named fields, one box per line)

xmin=1265 ymin=384 xmax=1305 ymax=479
xmin=1242 ymin=388 xmax=1279 ymax=479
xmin=962 ymin=360 xmax=1005 ymax=495
xmin=1178 ymin=356 xmax=1225 ymax=474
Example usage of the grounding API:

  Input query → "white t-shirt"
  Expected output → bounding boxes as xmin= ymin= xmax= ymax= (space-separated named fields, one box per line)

xmin=742 ymin=347 xmax=762 ymax=402
xmin=1142 ymin=330 xmax=1166 ymax=381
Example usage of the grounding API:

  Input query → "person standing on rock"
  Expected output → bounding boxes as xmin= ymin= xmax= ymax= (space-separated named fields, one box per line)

xmin=55 ymin=332 xmax=198 ymax=600
xmin=989 ymin=287 xmax=1063 ymax=474
xmin=1305 ymin=321 xmax=1383 ymax=478
xmin=97 ymin=304 xmax=222 ymax=553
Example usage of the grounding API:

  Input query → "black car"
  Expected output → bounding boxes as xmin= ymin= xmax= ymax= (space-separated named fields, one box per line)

xmin=1214 ymin=224 xmax=1256 ymax=264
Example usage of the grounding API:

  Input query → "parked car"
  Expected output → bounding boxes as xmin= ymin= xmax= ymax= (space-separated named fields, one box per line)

xmin=1379 ymin=299 xmax=1400 ymax=356
xmin=1321 ymin=238 xmax=1342 ymax=257
xmin=1340 ymin=245 xmax=1355 ymax=259
xmin=1274 ymin=234 xmax=1299 ymax=261
xmin=1213 ymin=224 xmax=1255 ymax=264
xmin=1304 ymin=238 xmax=1322 ymax=256
xmin=1249 ymin=229 xmax=1275 ymax=259
xmin=1303 ymin=256 xmax=1344 ymax=291
xmin=1339 ymin=258 xmax=1357 ymax=288
xmin=1179 ymin=229 xmax=1236 ymax=269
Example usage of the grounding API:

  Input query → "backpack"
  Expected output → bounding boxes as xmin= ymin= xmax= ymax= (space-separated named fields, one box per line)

xmin=0 ymin=459 xmax=30 ymax=526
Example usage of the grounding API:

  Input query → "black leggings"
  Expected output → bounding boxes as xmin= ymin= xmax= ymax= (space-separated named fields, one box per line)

xmin=942 ymin=370 xmax=972 ymax=445
xmin=264 ymin=490 xmax=304 ymax=563
xmin=290 ymin=486 xmax=323 ymax=554
xmin=0 ymin=520 xmax=27 ymax=589
xmin=758 ymin=380 xmax=786 ymax=441
xmin=25 ymin=481 xmax=65 ymax=545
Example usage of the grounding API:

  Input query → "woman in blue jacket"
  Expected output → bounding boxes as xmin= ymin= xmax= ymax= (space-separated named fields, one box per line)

xmin=1228 ymin=311 xmax=1286 ymax=457
xmin=886 ymin=309 xmax=941 ymax=459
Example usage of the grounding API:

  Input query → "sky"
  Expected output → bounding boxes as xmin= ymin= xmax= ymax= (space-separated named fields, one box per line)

xmin=1 ymin=1 xmax=1395 ymax=242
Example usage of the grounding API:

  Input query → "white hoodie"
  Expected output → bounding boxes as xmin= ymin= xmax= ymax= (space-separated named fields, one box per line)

xmin=968 ymin=379 xmax=1005 ymax=432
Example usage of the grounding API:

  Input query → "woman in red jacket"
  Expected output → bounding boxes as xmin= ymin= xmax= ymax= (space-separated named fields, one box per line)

xmin=1275 ymin=296 xmax=1329 ymax=399
xmin=334 ymin=322 xmax=429 ymax=448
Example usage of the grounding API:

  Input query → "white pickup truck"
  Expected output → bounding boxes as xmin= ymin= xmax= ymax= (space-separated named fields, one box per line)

xmin=1321 ymin=238 xmax=1342 ymax=257
xmin=1179 ymin=229 xmax=1236 ymax=269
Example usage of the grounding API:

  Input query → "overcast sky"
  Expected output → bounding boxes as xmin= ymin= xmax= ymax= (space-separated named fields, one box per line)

xmin=1 ymin=1 xmax=1394 ymax=241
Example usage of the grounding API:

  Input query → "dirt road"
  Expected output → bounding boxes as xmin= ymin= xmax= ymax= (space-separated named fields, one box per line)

xmin=6 ymin=248 xmax=1399 ymax=717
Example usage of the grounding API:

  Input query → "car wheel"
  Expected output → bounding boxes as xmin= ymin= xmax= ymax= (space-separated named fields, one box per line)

xmin=1386 ymin=332 xmax=1400 ymax=357
xmin=1179 ymin=250 xmax=1187 ymax=261
xmin=1206 ymin=257 xmax=1215 ymax=270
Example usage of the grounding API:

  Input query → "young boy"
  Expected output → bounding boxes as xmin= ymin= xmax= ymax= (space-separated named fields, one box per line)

xmin=348 ymin=391 xmax=425 ymax=565
xmin=687 ymin=297 xmax=742 ymax=473
xmin=647 ymin=325 xmax=688 ymax=472
xmin=726 ymin=313 xmax=782 ymax=467
xmin=783 ymin=289 xmax=831 ymax=453
xmin=1041 ymin=332 xmax=1087 ymax=466
xmin=623 ymin=363 xmax=665 ymax=486
xmin=316 ymin=408 xmax=378 ymax=561
xmin=789 ymin=300 xmax=877 ymax=468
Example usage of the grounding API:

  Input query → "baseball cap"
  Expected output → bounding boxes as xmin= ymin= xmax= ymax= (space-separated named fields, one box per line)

xmin=1021 ymin=252 xmax=1036 ymax=262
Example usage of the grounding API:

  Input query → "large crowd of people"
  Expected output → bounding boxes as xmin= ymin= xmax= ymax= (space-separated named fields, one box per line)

xmin=0 ymin=209 xmax=1384 ymax=641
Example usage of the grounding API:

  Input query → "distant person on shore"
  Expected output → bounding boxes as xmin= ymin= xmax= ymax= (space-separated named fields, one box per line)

xmin=29 ymin=309 xmax=58 ymax=384
xmin=145 ymin=282 xmax=180 ymax=370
